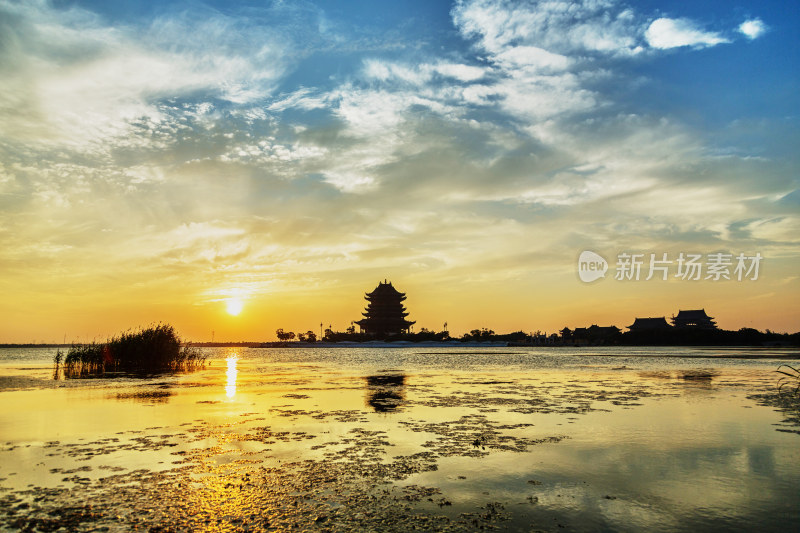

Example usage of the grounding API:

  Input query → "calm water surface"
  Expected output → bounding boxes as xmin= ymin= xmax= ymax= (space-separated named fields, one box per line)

xmin=0 ymin=346 xmax=798 ymax=532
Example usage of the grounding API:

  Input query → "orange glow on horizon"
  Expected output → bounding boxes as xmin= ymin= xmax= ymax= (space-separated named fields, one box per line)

xmin=1 ymin=260 xmax=798 ymax=343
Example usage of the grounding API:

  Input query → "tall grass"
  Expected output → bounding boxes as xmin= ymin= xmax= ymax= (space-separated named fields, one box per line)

xmin=56 ymin=324 xmax=205 ymax=378
xmin=777 ymin=364 xmax=800 ymax=397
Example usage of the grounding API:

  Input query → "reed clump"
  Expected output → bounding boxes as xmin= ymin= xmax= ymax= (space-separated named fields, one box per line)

xmin=57 ymin=324 xmax=205 ymax=378
xmin=777 ymin=364 xmax=800 ymax=397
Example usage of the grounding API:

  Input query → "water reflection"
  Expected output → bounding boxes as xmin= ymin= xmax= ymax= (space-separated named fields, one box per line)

xmin=365 ymin=373 xmax=405 ymax=412
xmin=225 ymin=354 xmax=238 ymax=398
xmin=747 ymin=445 xmax=776 ymax=477
xmin=1 ymin=349 xmax=799 ymax=531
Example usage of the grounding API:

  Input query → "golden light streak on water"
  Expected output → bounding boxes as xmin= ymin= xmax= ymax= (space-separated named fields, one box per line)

xmin=225 ymin=354 xmax=238 ymax=398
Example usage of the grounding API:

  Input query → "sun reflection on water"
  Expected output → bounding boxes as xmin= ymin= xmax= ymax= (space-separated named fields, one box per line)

xmin=225 ymin=354 xmax=238 ymax=398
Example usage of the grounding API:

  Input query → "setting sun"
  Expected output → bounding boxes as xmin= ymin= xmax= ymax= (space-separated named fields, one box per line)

xmin=226 ymin=298 xmax=244 ymax=316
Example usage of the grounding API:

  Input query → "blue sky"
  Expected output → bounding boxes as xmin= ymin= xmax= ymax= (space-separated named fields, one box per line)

xmin=0 ymin=0 xmax=798 ymax=341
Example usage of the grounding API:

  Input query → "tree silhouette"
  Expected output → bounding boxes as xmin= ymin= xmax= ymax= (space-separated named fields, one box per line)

xmin=276 ymin=328 xmax=295 ymax=342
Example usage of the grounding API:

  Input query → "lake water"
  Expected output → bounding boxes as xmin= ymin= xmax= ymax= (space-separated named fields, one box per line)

xmin=0 ymin=346 xmax=798 ymax=531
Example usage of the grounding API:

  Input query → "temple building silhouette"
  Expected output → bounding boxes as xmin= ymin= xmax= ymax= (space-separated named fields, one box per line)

xmin=356 ymin=280 xmax=415 ymax=335
xmin=628 ymin=317 xmax=671 ymax=331
xmin=627 ymin=309 xmax=718 ymax=331
xmin=671 ymin=309 xmax=717 ymax=329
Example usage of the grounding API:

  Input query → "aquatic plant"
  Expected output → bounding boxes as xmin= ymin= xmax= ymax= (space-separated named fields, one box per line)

xmin=58 ymin=324 xmax=205 ymax=378
xmin=777 ymin=364 xmax=800 ymax=397
xmin=61 ymin=343 xmax=105 ymax=378
xmin=53 ymin=349 xmax=63 ymax=379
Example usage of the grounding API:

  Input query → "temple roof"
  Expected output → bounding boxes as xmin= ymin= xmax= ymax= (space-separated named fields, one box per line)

xmin=674 ymin=309 xmax=713 ymax=319
xmin=365 ymin=280 xmax=406 ymax=299
xmin=573 ymin=325 xmax=620 ymax=336
xmin=628 ymin=317 xmax=671 ymax=330
xmin=362 ymin=309 xmax=409 ymax=317
xmin=671 ymin=308 xmax=717 ymax=329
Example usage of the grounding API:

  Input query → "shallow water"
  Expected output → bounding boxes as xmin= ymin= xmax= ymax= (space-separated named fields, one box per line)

xmin=0 ymin=346 xmax=798 ymax=531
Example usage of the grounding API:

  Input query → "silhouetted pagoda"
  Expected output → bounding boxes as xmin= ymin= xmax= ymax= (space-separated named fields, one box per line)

xmin=356 ymin=280 xmax=415 ymax=336
xmin=671 ymin=309 xmax=717 ymax=329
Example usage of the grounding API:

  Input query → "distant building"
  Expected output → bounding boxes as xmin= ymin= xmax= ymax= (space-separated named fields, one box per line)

xmin=355 ymin=280 xmax=415 ymax=335
xmin=671 ymin=309 xmax=717 ymax=329
xmin=572 ymin=325 xmax=621 ymax=344
xmin=628 ymin=317 xmax=671 ymax=331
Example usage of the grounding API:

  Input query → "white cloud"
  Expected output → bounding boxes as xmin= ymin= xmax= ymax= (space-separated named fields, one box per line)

xmin=447 ymin=1 xmax=619 ymax=122
xmin=220 ymin=140 xmax=327 ymax=165
xmin=322 ymin=171 xmax=377 ymax=193
xmin=267 ymin=88 xmax=328 ymax=112
xmin=742 ymin=217 xmax=800 ymax=243
xmin=494 ymin=74 xmax=596 ymax=120
xmin=363 ymin=59 xmax=392 ymax=81
xmin=645 ymin=18 xmax=729 ymax=49
xmin=362 ymin=59 xmax=432 ymax=85
xmin=433 ymin=63 xmax=487 ymax=82
xmin=452 ymin=0 xmax=645 ymax=58
xmin=123 ymin=166 xmax=166 ymax=185
xmin=739 ymin=19 xmax=767 ymax=40
xmin=362 ymin=58 xmax=491 ymax=87
xmin=493 ymin=46 xmax=571 ymax=72
xmin=0 ymin=1 xmax=289 ymax=150
xmin=459 ymin=84 xmax=497 ymax=106
xmin=331 ymin=83 xmax=456 ymax=138
xmin=334 ymin=89 xmax=410 ymax=134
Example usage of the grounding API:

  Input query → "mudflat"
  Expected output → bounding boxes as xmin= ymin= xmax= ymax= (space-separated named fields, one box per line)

xmin=1 ymin=347 xmax=798 ymax=532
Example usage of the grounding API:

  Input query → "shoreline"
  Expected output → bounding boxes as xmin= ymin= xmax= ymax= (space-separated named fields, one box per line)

xmin=4 ymin=341 xmax=797 ymax=349
xmin=2 ymin=343 xmax=799 ymax=361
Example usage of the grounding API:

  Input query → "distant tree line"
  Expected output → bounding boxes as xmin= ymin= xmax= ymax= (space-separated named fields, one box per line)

xmin=275 ymin=327 xmax=537 ymax=344
xmin=271 ymin=325 xmax=800 ymax=346
xmin=276 ymin=328 xmax=316 ymax=343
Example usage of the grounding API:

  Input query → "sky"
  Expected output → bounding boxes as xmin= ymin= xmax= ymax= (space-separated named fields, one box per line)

xmin=0 ymin=0 xmax=798 ymax=343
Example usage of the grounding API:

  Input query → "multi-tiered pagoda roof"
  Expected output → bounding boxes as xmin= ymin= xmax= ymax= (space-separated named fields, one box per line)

xmin=355 ymin=280 xmax=415 ymax=335
xmin=671 ymin=309 xmax=717 ymax=329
